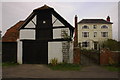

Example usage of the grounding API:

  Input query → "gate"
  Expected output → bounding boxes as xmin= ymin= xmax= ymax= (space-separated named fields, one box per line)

xmin=81 ymin=50 xmax=100 ymax=65
xmin=23 ymin=40 xmax=48 ymax=64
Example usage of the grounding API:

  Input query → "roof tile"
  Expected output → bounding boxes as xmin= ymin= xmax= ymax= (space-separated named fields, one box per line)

xmin=2 ymin=21 xmax=24 ymax=42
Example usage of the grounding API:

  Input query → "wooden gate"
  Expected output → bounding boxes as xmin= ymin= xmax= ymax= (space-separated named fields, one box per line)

xmin=81 ymin=50 xmax=100 ymax=65
xmin=23 ymin=40 xmax=48 ymax=64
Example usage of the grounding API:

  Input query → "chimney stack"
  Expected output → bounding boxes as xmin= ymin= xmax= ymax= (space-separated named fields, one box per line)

xmin=106 ymin=16 xmax=110 ymax=22
xmin=74 ymin=15 xmax=78 ymax=47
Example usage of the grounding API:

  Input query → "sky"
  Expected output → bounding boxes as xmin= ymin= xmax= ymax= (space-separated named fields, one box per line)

xmin=0 ymin=1 xmax=119 ymax=41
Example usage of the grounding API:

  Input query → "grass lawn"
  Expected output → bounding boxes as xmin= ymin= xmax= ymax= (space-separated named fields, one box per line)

xmin=48 ymin=63 xmax=82 ymax=71
xmin=102 ymin=65 xmax=120 ymax=72
xmin=2 ymin=62 xmax=19 ymax=67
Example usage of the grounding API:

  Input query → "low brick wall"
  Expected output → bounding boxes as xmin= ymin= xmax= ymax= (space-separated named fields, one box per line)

xmin=73 ymin=47 xmax=80 ymax=64
xmin=100 ymin=48 xmax=120 ymax=65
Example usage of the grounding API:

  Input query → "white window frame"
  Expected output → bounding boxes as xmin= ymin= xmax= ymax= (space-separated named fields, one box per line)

xmin=82 ymin=41 xmax=90 ymax=47
xmin=82 ymin=25 xmax=89 ymax=29
xmin=101 ymin=25 xmax=108 ymax=29
xmin=82 ymin=32 xmax=89 ymax=37
xmin=94 ymin=32 xmax=97 ymax=37
xmin=93 ymin=25 xmax=97 ymax=29
xmin=101 ymin=32 xmax=108 ymax=37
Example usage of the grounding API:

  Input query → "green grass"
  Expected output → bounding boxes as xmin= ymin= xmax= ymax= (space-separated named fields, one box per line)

xmin=102 ymin=65 xmax=120 ymax=72
xmin=48 ymin=63 xmax=82 ymax=71
xmin=2 ymin=62 xmax=19 ymax=67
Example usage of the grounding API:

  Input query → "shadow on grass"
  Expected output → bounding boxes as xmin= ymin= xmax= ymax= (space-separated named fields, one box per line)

xmin=2 ymin=62 xmax=19 ymax=67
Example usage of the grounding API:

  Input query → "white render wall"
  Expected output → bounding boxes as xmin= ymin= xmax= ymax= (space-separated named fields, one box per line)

xmin=24 ymin=16 xmax=36 ymax=28
xmin=48 ymin=42 xmax=63 ymax=63
xmin=78 ymin=23 xmax=112 ymax=49
xmin=17 ymin=40 xmax=22 ymax=64
xmin=20 ymin=30 xmax=35 ymax=40
xmin=68 ymin=41 xmax=73 ymax=63
xmin=52 ymin=15 xmax=64 ymax=26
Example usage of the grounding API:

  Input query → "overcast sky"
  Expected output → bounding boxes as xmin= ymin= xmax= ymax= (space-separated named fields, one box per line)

xmin=0 ymin=1 xmax=119 ymax=40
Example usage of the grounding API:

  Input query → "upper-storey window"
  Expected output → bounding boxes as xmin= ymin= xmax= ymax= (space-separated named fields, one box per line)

xmin=93 ymin=25 xmax=97 ymax=29
xmin=101 ymin=25 xmax=108 ymax=29
xmin=82 ymin=25 xmax=89 ymax=29
xmin=94 ymin=32 xmax=97 ymax=37
xmin=82 ymin=32 xmax=89 ymax=37
xmin=101 ymin=32 xmax=108 ymax=37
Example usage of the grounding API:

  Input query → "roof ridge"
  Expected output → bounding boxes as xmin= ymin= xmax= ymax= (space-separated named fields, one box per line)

xmin=78 ymin=19 xmax=113 ymax=24
xmin=34 ymin=4 xmax=52 ymax=10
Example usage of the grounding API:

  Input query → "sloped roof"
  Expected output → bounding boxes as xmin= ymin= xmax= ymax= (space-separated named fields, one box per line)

xmin=2 ymin=21 xmax=24 ymax=42
xmin=78 ymin=19 xmax=113 ymax=24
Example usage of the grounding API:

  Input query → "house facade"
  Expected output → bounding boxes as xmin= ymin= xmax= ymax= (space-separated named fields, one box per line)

xmin=17 ymin=5 xmax=74 ymax=64
xmin=77 ymin=16 xmax=113 ymax=50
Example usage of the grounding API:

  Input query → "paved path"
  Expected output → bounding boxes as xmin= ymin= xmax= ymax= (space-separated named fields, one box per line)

xmin=2 ymin=64 xmax=119 ymax=78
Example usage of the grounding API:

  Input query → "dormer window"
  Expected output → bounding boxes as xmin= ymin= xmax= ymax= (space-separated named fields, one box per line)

xmin=82 ymin=25 xmax=89 ymax=29
xmin=101 ymin=25 xmax=108 ymax=29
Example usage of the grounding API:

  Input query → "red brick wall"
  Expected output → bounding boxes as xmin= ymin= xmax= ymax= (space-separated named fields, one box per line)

xmin=73 ymin=47 xmax=80 ymax=64
xmin=100 ymin=48 xmax=120 ymax=65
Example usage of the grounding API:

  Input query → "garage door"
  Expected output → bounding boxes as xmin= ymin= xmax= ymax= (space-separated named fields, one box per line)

xmin=23 ymin=40 xmax=48 ymax=64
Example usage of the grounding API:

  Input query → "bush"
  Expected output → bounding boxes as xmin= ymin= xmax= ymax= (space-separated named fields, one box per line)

xmin=50 ymin=58 xmax=58 ymax=66
xmin=102 ymin=39 xmax=120 ymax=51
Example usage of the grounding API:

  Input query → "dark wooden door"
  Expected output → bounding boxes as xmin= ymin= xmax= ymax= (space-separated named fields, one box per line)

xmin=23 ymin=40 xmax=48 ymax=64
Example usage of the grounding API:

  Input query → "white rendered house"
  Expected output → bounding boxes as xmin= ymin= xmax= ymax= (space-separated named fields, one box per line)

xmin=77 ymin=16 xmax=113 ymax=50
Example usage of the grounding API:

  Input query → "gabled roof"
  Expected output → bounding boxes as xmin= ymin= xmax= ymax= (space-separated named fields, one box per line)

xmin=78 ymin=19 xmax=113 ymax=24
xmin=2 ymin=5 xmax=74 ymax=42
xmin=2 ymin=21 xmax=24 ymax=42
xmin=19 ymin=5 xmax=74 ymax=30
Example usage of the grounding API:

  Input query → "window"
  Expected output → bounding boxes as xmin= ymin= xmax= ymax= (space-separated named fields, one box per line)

xmin=82 ymin=42 xmax=89 ymax=47
xmin=82 ymin=32 xmax=89 ymax=37
xmin=94 ymin=32 xmax=97 ymax=37
xmin=101 ymin=32 xmax=108 ymax=37
xmin=61 ymin=29 xmax=68 ymax=38
xmin=82 ymin=25 xmax=89 ymax=29
xmin=93 ymin=25 xmax=97 ymax=29
xmin=101 ymin=25 xmax=108 ymax=29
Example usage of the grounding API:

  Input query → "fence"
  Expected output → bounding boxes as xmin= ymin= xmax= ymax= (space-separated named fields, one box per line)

xmin=2 ymin=42 xmax=17 ymax=62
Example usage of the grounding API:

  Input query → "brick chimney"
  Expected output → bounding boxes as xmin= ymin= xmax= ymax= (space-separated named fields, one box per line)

xmin=106 ymin=16 xmax=110 ymax=22
xmin=74 ymin=15 xmax=78 ymax=47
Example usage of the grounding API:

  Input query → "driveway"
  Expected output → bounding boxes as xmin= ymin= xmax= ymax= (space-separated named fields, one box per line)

xmin=2 ymin=64 xmax=119 ymax=78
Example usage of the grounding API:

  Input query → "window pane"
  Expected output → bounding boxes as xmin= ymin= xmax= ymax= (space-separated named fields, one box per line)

xmin=82 ymin=42 xmax=89 ymax=47
xmin=101 ymin=25 xmax=108 ymax=29
xmin=94 ymin=32 xmax=97 ymax=37
xmin=101 ymin=32 xmax=108 ymax=37
xmin=93 ymin=25 xmax=97 ymax=29
xmin=82 ymin=25 xmax=89 ymax=29
xmin=82 ymin=32 xmax=89 ymax=37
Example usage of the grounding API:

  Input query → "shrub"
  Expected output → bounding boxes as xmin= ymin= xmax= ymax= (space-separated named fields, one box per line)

xmin=50 ymin=58 xmax=58 ymax=66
